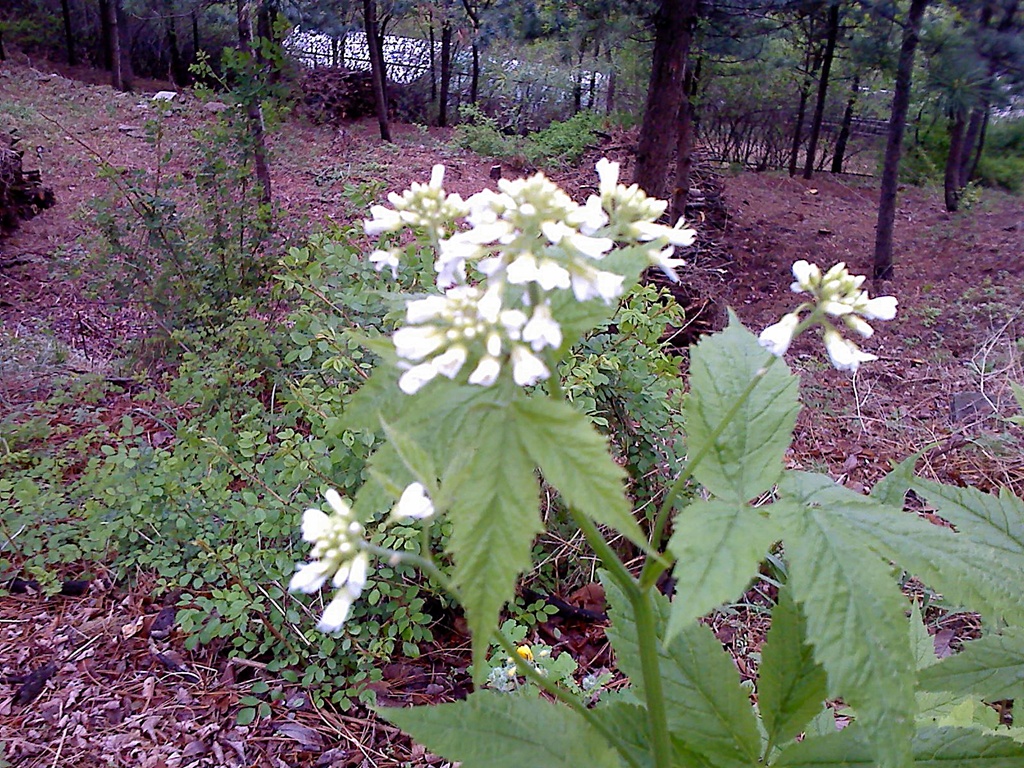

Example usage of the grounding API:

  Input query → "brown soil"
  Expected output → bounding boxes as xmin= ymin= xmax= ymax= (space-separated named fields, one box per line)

xmin=2 ymin=56 xmax=1023 ymax=766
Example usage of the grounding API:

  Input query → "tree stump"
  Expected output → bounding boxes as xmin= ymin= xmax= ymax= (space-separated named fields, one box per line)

xmin=0 ymin=131 xmax=56 ymax=236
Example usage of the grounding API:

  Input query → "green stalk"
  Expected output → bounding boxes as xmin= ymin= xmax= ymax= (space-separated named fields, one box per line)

xmin=571 ymin=509 xmax=671 ymax=768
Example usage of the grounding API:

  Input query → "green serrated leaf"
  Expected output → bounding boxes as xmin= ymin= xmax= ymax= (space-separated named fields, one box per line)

xmin=908 ymin=479 xmax=1024 ymax=561
xmin=379 ymin=418 xmax=437 ymax=491
xmin=448 ymin=404 xmax=540 ymax=681
xmin=918 ymin=627 xmax=1024 ymax=702
xmin=603 ymin=576 xmax=761 ymax=768
xmin=759 ymin=587 xmax=828 ymax=750
xmin=379 ymin=692 xmax=622 ymax=768
xmin=773 ymin=483 xmax=916 ymax=768
xmin=592 ymin=700 xmax=716 ymax=768
xmin=512 ymin=397 xmax=643 ymax=547
xmin=684 ymin=312 xmax=799 ymax=503
xmin=665 ymin=498 xmax=779 ymax=639
xmin=784 ymin=472 xmax=1024 ymax=625
xmin=773 ymin=725 xmax=1024 ymax=767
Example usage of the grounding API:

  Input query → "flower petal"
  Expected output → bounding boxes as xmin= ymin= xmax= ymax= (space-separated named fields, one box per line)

xmin=317 ymin=591 xmax=354 ymax=633
xmin=394 ymin=482 xmax=435 ymax=520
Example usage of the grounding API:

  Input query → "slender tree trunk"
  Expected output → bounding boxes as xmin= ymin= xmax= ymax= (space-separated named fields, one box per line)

xmin=968 ymin=108 xmax=989 ymax=181
xmin=788 ymin=41 xmax=819 ymax=177
xmin=670 ymin=82 xmax=694 ymax=223
xmin=236 ymin=0 xmax=272 ymax=205
xmin=605 ymin=47 xmax=616 ymax=114
xmin=109 ymin=0 xmax=125 ymax=90
xmin=99 ymin=0 xmax=112 ymax=69
xmin=803 ymin=2 xmax=840 ymax=180
xmin=944 ymin=110 xmax=967 ymax=212
xmin=61 ymin=0 xmax=77 ymax=66
xmin=191 ymin=8 xmax=200 ymax=66
xmin=634 ymin=0 xmax=699 ymax=200
xmin=438 ymin=20 xmax=452 ymax=127
xmin=873 ymin=0 xmax=929 ymax=282
xmin=0 ymin=30 xmax=6 ymax=61
xmin=163 ymin=0 xmax=185 ymax=84
xmin=470 ymin=41 xmax=480 ymax=104
xmin=958 ymin=105 xmax=985 ymax=186
xmin=363 ymin=0 xmax=392 ymax=142
xmin=831 ymin=73 xmax=859 ymax=173
xmin=429 ymin=20 xmax=436 ymax=102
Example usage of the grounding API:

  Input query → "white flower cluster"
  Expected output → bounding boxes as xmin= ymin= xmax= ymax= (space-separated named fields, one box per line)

xmin=759 ymin=260 xmax=898 ymax=372
xmin=290 ymin=483 xmax=434 ymax=635
xmin=364 ymin=160 xmax=698 ymax=395
xmin=288 ymin=490 xmax=369 ymax=633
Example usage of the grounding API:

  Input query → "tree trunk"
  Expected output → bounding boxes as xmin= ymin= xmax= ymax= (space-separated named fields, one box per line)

xmin=633 ymin=0 xmax=699 ymax=200
xmin=61 ymin=0 xmax=77 ymax=66
xmin=670 ymin=85 xmax=694 ymax=223
xmin=191 ymin=8 xmax=200 ymax=66
xmin=0 ymin=29 xmax=5 ymax=60
xmin=109 ymin=0 xmax=125 ymax=90
xmin=438 ymin=20 xmax=452 ymax=127
xmin=958 ymin=106 xmax=985 ymax=187
xmin=872 ymin=0 xmax=929 ymax=282
xmin=788 ymin=42 xmax=819 ymax=177
xmin=363 ymin=0 xmax=392 ymax=142
xmin=831 ymin=73 xmax=859 ymax=173
xmin=236 ymin=0 xmax=272 ymax=205
xmin=968 ymin=107 xmax=989 ymax=181
xmin=944 ymin=110 xmax=967 ymax=212
xmin=605 ymin=47 xmax=616 ymax=114
xmin=163 ymin=0 xmax=185 ymax=84
xmin=470 ymin=41 xmax=480 ymax=104
xmin=803 ymin=2 xmax=840 ymax=180
xmin=429 ymin=20 xmax=436 ymax=102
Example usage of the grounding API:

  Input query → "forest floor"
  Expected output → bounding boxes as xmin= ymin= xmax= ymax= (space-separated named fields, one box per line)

xmin=1 ymin=56 xmax=1023 ymax=767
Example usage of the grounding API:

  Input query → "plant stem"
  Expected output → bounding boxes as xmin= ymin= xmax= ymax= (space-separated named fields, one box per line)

xmin=570 ymin=508 xmax=671 ymax=768
xmin=639 ymin=353 xmax=780 ymax=591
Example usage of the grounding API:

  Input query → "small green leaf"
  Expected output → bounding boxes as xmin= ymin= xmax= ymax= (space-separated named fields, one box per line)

xmin=774 ymin=481 xmax=916 ymax=768
xmin=236 ymin=707 xmax=256 ymax=726
xmin=759 ymin=587 xmax=828 ymax=750
xmin=379 ymin=691 xmax=622 ymax=768
xmin=684 ymin=312 xmax=799 ymax=503
xmin=665 ymin=498 xmax=779 ymax=639
xmin=909 ymin=602 xmax=939 ymax=672
xmin=447 ymin=403 xmax=540 ymax=681
xmin=603 ymin=576 xmax=761 ymax=768
xmin=870 ymin=453 xmax=922 ymax=508
xmin=774 ymin=725 xmax=1024 ymax=767
xmin=513 ymin=397 xmax=643 ymax=547
xmin=918 ymin=627 xmax=1024 ymax=701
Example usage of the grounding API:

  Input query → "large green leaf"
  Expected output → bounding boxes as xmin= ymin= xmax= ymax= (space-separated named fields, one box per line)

xmin=907 ymin=479 xmax=1024 ymax=560
xmin=684 ymin=312 xmax=799 ymax=503
xmin=870 ymin=453 xmax=921 ymax=508
xmin=665 ymin=498 xmax=779 ymax=639
xmin=773 ymin=483 xmax=916 ymax=768
xmin=591 ymin=701 xmax=716 ymax=768
xmin=773 ymin=726 xmax=1024 ymax=767
xmin=918 ymin=628 xmax=1024 ymax=701
xmin=759 ymin=587 xmax=828 ymax=751
xmin=603 ymin=577 xmax=761 ymax=768
xmin=784 ymin=472 xmax=1024 ymax=625
xmin=380 ymin=692 xmax=622 ymax=768
xmin=513 ymin=397 xmax=644 ymax=547
xmin=448 ymin=403 xmax=540 ymax=678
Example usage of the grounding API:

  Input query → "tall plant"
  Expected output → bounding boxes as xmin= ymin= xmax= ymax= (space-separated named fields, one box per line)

xmin=284 ymin=162 xmax=1024 ymax=768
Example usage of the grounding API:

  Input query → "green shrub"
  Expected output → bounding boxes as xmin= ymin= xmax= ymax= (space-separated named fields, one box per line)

xmin=524 ymin=111 xmax=604 ymax=169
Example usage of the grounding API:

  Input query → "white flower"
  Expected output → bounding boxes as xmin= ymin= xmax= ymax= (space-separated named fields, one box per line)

xmin=398 ymin=362 xmax=439 ymax=394
xmin=468 ymin=355 xmax=502 ymax=385
xmin=571 ymin=195 xmax=608 ymax=234
xmin=405 ymin=295 xmax=450 ymax=324
xmin=506 ymin=253 xmax=572 ymax=291
xmin=522 ymin=303 xmax=563 ymax=351
xmin=511 ymin=345 xmax=549 ymax=386
xmin=759 ymin=312 xmax=802 ymax=356
xmin=369 ymin=249 xmax=400 ymax=278
xmin=596 ymin=158 xmax=620 ymax=197
xmin=790 ymin=260 xmax=820 ymax=293
xmin=430 ymin=163 xmax=446 ymax=189
xmin=856 ymin=295 xmax=898 ymax=321
xmin=393 ymin=326 xmax=446 ymax=361
xmin=648 ymin=246 xmax=686 ymax=282
xmin=364 ymin=205 xmax=404 ymax=236
xmin=290 ymin=492 xmax=368 ymax=634
xmin=823 ymin=328 xmax=877 ymax=372
xmin=432 ymin=345 xmax=467 ymax=379
xmin=843 ymin=314 xmax=875 ymax=338
xmin=570 ymin=267 xmax=624 ymax=303
xmin=393 ymin=482 xmax=435 ymax=520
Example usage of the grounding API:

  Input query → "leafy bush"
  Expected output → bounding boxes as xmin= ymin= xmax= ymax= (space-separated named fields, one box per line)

xmin=455 ymin=106 xmax=605 ymax=170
